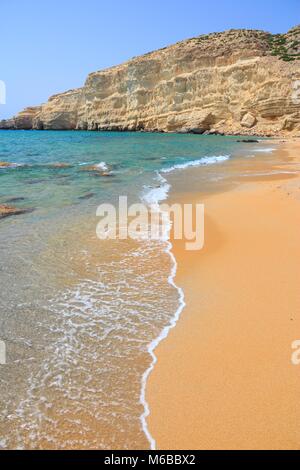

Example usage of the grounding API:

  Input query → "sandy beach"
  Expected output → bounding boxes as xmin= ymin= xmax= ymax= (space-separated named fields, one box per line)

xmin=147 ymin=140 xmax=300 ymax=450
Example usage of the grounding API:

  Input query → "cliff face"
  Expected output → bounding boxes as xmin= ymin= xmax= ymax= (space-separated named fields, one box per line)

xmin=1 ymin=26 xmax=300 ymax=135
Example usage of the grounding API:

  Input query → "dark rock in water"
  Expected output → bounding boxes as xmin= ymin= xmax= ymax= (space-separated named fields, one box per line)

xmin=237 ymin=139 xmax=259 ymax=143
xmin=4 ymin=197 xmax=26 ymax=203
xmin=0 ymin=204 xmax=35 ymax=219
xmin=78 ymin=192 xmax=95 ymax=200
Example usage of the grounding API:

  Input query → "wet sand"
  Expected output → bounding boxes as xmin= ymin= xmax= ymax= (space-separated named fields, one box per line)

xmin=147 ymin=140 xmax=300 ymax=450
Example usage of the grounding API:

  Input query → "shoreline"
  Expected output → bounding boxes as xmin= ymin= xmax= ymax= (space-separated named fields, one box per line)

xmin=146 ymin=139 xmax=300 ymax=449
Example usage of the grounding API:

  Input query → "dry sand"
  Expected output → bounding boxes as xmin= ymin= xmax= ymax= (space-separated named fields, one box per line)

xmin=147 ymin=140 xmax=300 ymax=450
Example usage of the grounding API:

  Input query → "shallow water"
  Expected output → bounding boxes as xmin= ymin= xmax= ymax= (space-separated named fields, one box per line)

xmin=0 ymin=131 xmax=276 ymax=449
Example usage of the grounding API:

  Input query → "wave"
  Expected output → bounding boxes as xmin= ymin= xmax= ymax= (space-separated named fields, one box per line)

xmin=140 ymin=239 xmax=185 ymax=450
xmin=160 ymin=154 xmax=230 ymax=173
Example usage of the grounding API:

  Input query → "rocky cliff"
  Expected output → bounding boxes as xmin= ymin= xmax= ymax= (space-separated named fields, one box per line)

xmin=1 ymin=26 xmax=300 ymax=135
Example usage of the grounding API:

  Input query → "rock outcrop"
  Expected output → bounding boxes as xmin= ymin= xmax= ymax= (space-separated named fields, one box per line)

xmin=1 ymin=26 xmax=300 ymax=135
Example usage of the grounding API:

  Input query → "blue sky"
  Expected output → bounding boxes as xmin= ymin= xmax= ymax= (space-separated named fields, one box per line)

xmin=1 ymin=0 xmax=299 ymax=118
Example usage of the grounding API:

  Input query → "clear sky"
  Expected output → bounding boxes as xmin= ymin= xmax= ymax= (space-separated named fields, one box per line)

xmin=1 ymin=0 xmax=299 ymax=119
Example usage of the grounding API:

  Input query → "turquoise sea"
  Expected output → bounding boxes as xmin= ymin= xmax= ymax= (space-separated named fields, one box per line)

xmin=0 ymin=131 xmax=276 ymax=449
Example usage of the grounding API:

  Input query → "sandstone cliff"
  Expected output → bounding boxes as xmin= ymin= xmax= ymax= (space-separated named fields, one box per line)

xmin=1 ymin=26 xmax=300 ymax=135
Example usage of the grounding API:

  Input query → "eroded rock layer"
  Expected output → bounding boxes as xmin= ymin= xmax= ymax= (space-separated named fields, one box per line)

xmin=1 ymin=26 xmax=300 ymax=135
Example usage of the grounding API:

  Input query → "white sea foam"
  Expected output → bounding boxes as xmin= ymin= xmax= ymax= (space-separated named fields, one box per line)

xmin=95 ymin=161 xmax=109 ymax=171
xmin=140 ymin=154 xmax=230 ymax=449
xmin=160 ymin=154 xmax=230 ymax=174
xmin=3 ymin=152 xmax=229 ymax=449
xmin=142 ymin=174 xmax=171 ymax=207
xmin=0 ymin=162 xmax=22 ymax=169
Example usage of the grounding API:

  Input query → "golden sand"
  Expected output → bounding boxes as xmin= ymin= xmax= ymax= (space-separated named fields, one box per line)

xmin=147 ymin=140 xmax=300 ymax=450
